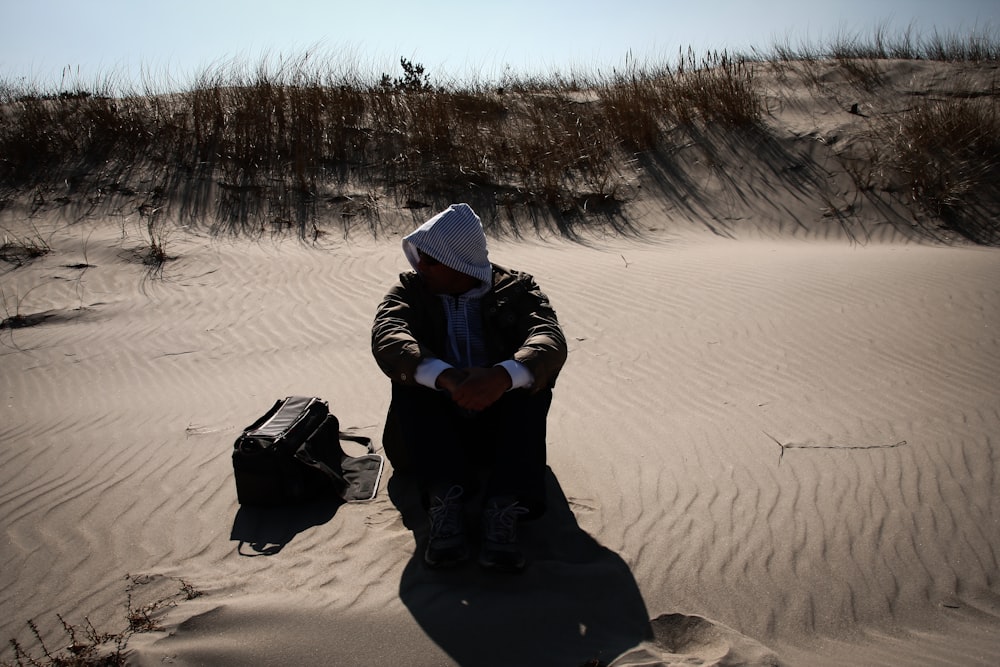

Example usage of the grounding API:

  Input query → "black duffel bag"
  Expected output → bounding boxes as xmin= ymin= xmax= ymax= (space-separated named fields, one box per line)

xmin=232 ymin=396 xmax=384 ymax=506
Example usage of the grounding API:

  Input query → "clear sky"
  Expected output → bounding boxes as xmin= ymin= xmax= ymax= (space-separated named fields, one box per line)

xmin=1 ymin=0 xmax=997 ymax=89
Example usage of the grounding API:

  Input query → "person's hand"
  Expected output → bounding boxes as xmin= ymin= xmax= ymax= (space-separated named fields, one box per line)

xmin=435 ymin=368 xmax=468 ymax=394
xmin=448 ymin=366 xmax=512 ymax=412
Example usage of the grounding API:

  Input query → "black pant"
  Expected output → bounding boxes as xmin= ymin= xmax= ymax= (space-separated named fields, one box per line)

xmin=391 ymin=382 xmax=552 ymax=518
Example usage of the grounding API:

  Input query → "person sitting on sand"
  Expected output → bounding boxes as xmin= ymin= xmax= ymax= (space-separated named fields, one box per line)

xmin=372 ymin=203 xmax=567 ymax=573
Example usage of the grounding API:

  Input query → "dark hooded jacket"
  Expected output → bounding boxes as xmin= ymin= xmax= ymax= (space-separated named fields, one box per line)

xmin=372 ymin=264 xmax=567 ymax=393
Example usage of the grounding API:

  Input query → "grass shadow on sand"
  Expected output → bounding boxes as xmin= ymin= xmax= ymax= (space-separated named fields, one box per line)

xmin=389 ymin=468 xmax=652 ymax=667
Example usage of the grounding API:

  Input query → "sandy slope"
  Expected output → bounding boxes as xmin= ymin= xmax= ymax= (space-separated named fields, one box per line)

xmin=2 ymin=217 xmax=998 ymax=666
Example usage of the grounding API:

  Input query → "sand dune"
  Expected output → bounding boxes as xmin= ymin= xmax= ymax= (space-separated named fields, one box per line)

xmin=2 ymin=54 xmax=999 ymax=667
xmin=2 ymin=215 xmax=998 ymax=666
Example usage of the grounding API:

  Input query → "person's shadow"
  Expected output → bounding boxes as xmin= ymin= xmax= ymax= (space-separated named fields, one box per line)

xmin=390 ymin=468 xmax=653 ymax=667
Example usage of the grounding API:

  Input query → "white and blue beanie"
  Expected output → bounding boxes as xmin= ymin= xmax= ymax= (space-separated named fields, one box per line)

xmin=402 ymin=203 xmax=492 ymax=284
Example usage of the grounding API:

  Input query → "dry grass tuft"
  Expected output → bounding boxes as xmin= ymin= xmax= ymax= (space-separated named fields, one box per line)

xmin=888 ymin=95 xmax=1000 ymax=243
xmin=2 ymin=575 xmax=202 ymax=667
xmin=1 ymin=228 xmax=51 ymax=266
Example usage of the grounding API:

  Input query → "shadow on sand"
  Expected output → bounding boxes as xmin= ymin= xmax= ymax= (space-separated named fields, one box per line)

xmin=390 ymin=468 xmax=652 ymax=667
xmin=229 ymin=499 xmax=343 ymax=556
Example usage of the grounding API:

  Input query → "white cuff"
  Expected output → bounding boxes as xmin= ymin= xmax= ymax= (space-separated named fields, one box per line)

xmin=497 ymin=360 xmax=534 ymax=390
xmin=415 ymin=357 xmax=454 ymax=389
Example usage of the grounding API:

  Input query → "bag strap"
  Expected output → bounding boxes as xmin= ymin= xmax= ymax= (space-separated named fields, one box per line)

xmin=293 ymin=430 xmax=377 ymax=487
xmin=294 ymin=442 xmax=346 ymax=486
xmin=338 ymin=431 xmax=374 ymax=454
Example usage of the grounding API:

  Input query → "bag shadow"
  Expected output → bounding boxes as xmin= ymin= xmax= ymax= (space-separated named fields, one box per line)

xmin=389 ymin=467 xmax=653 ymax=667
xmin=230 ymin=499 xmax=343 ymax=556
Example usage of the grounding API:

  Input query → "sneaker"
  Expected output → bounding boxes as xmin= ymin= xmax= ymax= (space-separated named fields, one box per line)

xmin=424 ymin=485 xmax=470 ymax=569
xmin=479 ymin=497 xmax=530 ymax=573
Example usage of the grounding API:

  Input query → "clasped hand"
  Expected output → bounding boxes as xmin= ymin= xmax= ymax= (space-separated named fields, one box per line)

xmin=436 ymin=366 xmax=512 ymax=412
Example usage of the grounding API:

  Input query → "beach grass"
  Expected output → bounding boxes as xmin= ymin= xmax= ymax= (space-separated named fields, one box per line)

xmin=1 ymin=26 xmax=998 ymax=243
xmin=2 ymin=575 xmax=201 ymax=667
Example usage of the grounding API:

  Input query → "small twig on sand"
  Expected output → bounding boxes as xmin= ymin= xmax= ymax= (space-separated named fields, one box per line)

xmin=763 ymin=431 xmax=908 ymax=465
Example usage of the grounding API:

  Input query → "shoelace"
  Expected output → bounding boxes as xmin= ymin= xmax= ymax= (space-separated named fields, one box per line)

xmin=428 ymin=485 xmax=464 ymax=537
xmin=484 ymin=500 xmax=529 ymax=544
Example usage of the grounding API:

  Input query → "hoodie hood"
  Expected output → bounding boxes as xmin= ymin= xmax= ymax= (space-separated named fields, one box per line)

xmin=402 ymin=203 xmax=492 ymax=285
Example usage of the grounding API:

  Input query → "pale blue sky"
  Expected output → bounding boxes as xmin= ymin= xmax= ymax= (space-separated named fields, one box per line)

xmin=1 ymin=0 xmax=997 ymax=89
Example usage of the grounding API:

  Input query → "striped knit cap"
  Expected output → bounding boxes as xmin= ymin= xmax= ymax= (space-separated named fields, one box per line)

xmin=402 ymin=203 xmax=492 ymax=284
